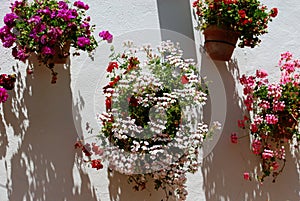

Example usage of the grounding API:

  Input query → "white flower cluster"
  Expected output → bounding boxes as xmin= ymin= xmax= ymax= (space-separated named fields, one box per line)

xmin=98 ymin=41 xmax=215 ymax=200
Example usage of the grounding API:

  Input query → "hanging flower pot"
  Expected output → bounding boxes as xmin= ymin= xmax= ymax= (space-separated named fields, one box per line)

xmin=0 ymin=0 xmax=112 ymax=83
xmin=203 ymin=25 xmax=239 ymax=61
xmin=193 ymin=0 xmax=278 ymax=57
xmin=76 ymin=41 xmax=221 ymax=201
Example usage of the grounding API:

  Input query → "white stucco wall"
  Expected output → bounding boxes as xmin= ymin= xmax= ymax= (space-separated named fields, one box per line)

xmin=0 ymin=0 xmax=299 ymax=201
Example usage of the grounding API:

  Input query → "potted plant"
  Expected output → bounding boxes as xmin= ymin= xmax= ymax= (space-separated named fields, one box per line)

xmin=192 ymin=0 xmax=278 ymax=61
xmin=76 ymin=41 xmax=220 ymax=200
xmin=0 ymin=74 xmax=16 ymax=104
xmin=235 ymin=51 xmax=300 ymax=182
xmin=0 ymin=0 xmax=112 ymax=83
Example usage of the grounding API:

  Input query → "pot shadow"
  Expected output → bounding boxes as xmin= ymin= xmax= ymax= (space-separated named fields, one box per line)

xmin=0 ymin=68 xmax=28 ymax=160
xmin=1 ymin=56 xmax=99 ymax=201
xmin=200 ymin=50 xmax=300 ymax=201
xmin=108 ymin=169 xmax=176 ymax=201
xmin=0 ymin=104 xmax=9 ymax=159
xmin=156 ymin=0 xmax=197 ymax=60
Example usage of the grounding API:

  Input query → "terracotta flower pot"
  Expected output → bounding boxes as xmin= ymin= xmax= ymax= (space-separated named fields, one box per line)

xmin=203 ymin=25 xmax=239 ymax=61
xmin=48 ymin=42 xmax=71 ymax=64
xmin=274 ymin=112 xmax=298 ymax=140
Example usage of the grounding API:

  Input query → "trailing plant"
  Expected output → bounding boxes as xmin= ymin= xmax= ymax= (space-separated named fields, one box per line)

xmin=233 ymin=51 xmax=300 ymax=182
xmin=76 ymin=41 xmax=220 ymax=200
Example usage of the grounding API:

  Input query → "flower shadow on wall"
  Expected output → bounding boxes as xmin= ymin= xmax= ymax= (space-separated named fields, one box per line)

xmin=200 ymin=51 xmax=300 ymax=201
xmin=200 ymin=51 xmax=256 ymax=201
xmin=1 ymin=57 xmax=99 ymax=201
xmin=0 ymin=102 xmax=9 ymax=160
xmin=0 ymin=112 xmax=8 ymax=159
xmin=108 ymin=169 xmax=171 ymax=201
xmin=0 ymin=68 xmax=29 ymax=163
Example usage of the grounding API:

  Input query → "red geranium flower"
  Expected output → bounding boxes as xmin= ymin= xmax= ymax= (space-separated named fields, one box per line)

xmin=108 ymin=75 xmax=120 ymax=87
xmin=223 ymin=0 xmax=237 ymax=4
xmin=270 ymin=8 xmax=278 ymax=18
xmin=91 ymin=159 xmax=103 ymax=170
xmin=243 ymin=172 xmax=250 ymax=180
xmin=238 ymin=10 xmax=246 ymax=18
xmin=106 ymin=62 xmax=118 ymax=73
xmin=74 ymin=141 xmax=83 ymax=149
xmin=105 ymin=97 xmax=112 ymax=110
xmin=181 ymin=75 xmax=189 ymax=84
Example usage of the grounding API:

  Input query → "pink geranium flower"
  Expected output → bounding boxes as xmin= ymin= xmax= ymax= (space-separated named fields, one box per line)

xmin=41 ymin=46 xmax=55 ymax=55
xmin=243 ymin=172 xmax=250 ymax=180
xmin=230 ymin=133 xmax=238 ymax=144
xmin=74 ymin=1 xmax=89 ymax=10
xmin=99 ymin=30 xmax=113 ymax=42
xmin=250 ymin=123 xmax=258 ymax=133
xmin=4 ymin=13 xmax=18 ymax=28
xmin=262 ymin=149 xmax=274 ymax=159
xmin=77 ymin=36 xmax=90 ymax=48
xmin=238 ymin=52 xmax=300 ymax=182
xmin=0 ymin=88 xmax=8 ymax=103
xmin=265 ymin=114 xmax=278 ymax=125
xmin=256 ymin=69 xmax=268 ymax=78
xmin=252 ymin=139 xmax=261 ymax=155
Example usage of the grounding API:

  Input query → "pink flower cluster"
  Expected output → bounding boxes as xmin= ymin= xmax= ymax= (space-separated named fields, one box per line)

xmin=234 ymin=52 xmax=300 ymax=182
xmin=0 ymin=0 xmax=112 ymax=64
xmin=99 ymin=30 xmax=113 ymax=42
xmin=239 ymin=52 xmax=300 ymax=131
xmin=74 ymin=1 xmax=89 ymax=10
xmin=0 ymin=88 xmax=8 ymax=103
xmin=251 ymin=139 xmax=261 ymax=155
xmin=265 ymin=114 xmax=278 ymax=124
xmin=262 ymin=149 xmax=274 ymax=159
xmin=230 ymin=133 xmax=238 ymax=144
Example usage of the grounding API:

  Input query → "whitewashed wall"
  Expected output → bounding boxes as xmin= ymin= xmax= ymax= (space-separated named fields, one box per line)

xmin=0 ymin=0 xmax=299 ymax=201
